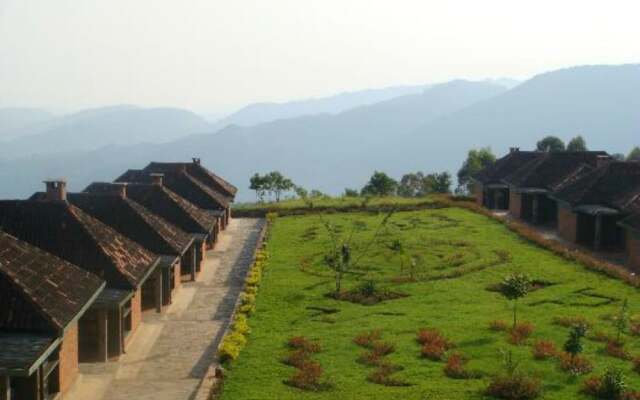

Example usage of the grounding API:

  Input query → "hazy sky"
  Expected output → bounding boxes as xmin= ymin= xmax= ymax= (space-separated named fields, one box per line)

xmin=1 ymin=0 xmax=638 ymax=115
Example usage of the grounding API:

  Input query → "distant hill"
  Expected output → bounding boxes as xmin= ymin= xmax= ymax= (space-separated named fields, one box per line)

xmin=210 ymin=84 xmax=431 ymax=128
xmin=0 ymin=65 xmax=636 ymax=201
xmin=0 ymin=107 xmax=54 ymax=140
xmin=0 ymin=105 xmax=212 ymax=159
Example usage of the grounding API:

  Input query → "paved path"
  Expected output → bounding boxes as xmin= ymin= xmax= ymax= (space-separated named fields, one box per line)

xmin=65 ymin=218 xmax=265 ymax=400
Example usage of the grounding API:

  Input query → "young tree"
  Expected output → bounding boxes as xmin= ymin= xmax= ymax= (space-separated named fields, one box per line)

xmin=361 ymin=171 xmax=398 ymax=197
xmin=425 ymin=172 xmax=452 ymax=193
xmin=567 ymin=135 xmax=588 ymax=151
xmin=628 ymin=147 xmax=640 ymax=161
xmin=249 ymin=173 xmax=266 ymax=202
xmin=266 ymin=171 xmax=294 ymax=202
xmin=456 ymin=148 xmax=496 ymax=194
xmin=501 ymin=273 xmax=531 ymax=328
xmin=564 ymin=324 xmax=587 ymax=361
xmin=536 ymin=136 xmax=565 ymax=152
xmin=614 ymin=299 xmax=629 ymax=343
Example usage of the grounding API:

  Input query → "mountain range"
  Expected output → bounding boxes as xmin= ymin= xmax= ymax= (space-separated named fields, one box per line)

xmin=0 ymin=64 xmax=637 ymax=201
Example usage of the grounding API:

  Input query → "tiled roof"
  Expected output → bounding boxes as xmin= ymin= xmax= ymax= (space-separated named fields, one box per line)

xmin=0 ymin=201 xmax=158 ymax=290
xmin=474 ymin=151 xmax=543 ymax=185
xmin=503 ymin=151 xmax=609 ymax=191
xmin=0 ymin=230 xmax=104 ymax=332
xmin=116 ymin=168 xmax=228 ymax=210
xmin=67 ymin=191 xmax=193 ymax=256
xmin=115 ymin=183 xmax=217 ymax=235
xmin=145 ymin=161 xmax=238 ymax=198
xmin=552 ymin=161 xmax=640 ymax=213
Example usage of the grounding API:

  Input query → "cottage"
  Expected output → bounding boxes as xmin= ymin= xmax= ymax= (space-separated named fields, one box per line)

xmin=0 ymin=181 xmax=160 ymax=362
xmin=103 ymin=179 xmax=218 ymax=274
xmin=502 ymin=151 xmax=609 ymax=226
xmin=472 ymin=148 xmax=541 ymax=210
xmin=57 ymin=183 xmax=196 ymax=304
xmin=551 ymin=162 xmax=640 ymax=252
xmin=0 ymin=231 xmax=104 ymax=400
xmin=142 ymin=159 xmax=237 ymax=225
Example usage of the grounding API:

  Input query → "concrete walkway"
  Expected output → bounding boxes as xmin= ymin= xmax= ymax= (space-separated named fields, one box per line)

xmin=65 ymin=218 xmax=265 ymax=400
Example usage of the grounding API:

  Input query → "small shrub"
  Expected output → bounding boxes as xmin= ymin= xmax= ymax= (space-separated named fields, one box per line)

xmin=485 ymin=374 xmax=541 ymax=399
xmin=490 ymin=320 xmax=509 ymax=332
xmin=582 ymin=367 xmax=628 ymax=399
xmin=558 ymin=353 xmax=593 ymax=375
xmin=421 ymin=342 xmax=448 ymax=361
xmin=444 ymin=352 xmax=477 ymax=379
xmin=553 ymin=315 xmax=591 ymax=329
xmin=417 ymin=327 xmax=454 ymax=361
xmin=358 ymin=350 xmax=383 ymax=366
xmin=287 ymin=361 xmax=324 ymax=391
xmin=353 ymin=330 xmax=382 ymax=348
xmin=233 ymin=314 xmax=251 ymax=335
xmin=371 ymin=341 xmax=395 ymax=356
xmin=287 ymin=336 xmax=321 ymax=353
xmin=531 ymin=340 xmax=557 ymax=360
xmin=283 ymin=349 xmax=310 ymax=368
xmin=367 ymin=362 xmax=411 ymax=387
xmin=590 ymin=330 xmax=614 ymax=343
xmin=605 ymin=341 xmax=631 ymax=360
xmin=508 ymin=322 xmax=534 ymax=345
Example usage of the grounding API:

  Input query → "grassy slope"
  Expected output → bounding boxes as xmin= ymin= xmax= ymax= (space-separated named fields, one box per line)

xmin=233 ymin=196 xmax=433 ymax=211
xmin=221 ymin=208 xmax=640 ymax=399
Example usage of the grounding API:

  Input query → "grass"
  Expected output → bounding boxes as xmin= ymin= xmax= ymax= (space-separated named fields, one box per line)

xmin=220 ymin=207 xmax=640 ymax=399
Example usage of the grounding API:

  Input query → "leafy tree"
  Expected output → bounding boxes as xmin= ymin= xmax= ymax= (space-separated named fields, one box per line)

xmin=567 ymin=135 xmax=587 ymax=151
xmin=612 ymin=153 xmax=626 ymax=161
xmin=456 ymin=148 xmax=496 ymax=194
xmin=344 ymin=188 xmax=359 ymax=197
xmin=265 ymin=171 xmax=294 ymax=202
xmin=294 ymin=185 xmax=308 ymax=199
xmin=361 ymin=171 xmax=398 ymax=197
xmin=536 ymin=136 xmax=565 ymax=152
xmin=425 ymin=172 xmax=452 ymax=194
xmin=398 ymin=172 xmax=425 ymax=197
xmin=628 ymin=147 xmax=640 ymax=161
xmin=249 ymin=173 xmax=267 ymax=202
xmin=310 ymin=189 xmax=325 ymax=198
xmin=501 ymin=273 xmax=531 ymax=328
xmin=563 ymin=324 xmax=587 ymax=360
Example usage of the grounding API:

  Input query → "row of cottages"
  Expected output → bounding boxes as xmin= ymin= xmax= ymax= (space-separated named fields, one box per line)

xmin=0 ymin=160 xmax=237 ymax=399
xmin=474 ymin=149 xmax=640 ymax=271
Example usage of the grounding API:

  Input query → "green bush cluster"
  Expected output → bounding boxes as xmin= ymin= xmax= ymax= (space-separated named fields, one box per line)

xmin=217 ymin=248 xmax=269 ymax=364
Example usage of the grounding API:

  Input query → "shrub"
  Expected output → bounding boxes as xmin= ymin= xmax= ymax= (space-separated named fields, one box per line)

xmin=367 ymin=362 xmax=411 ymax=387
xmin=371 ymin=341 xmax=395 ymax=356
xmin=218 ymin=332 xmax=245 ymax=363
xmin=605 ymin=341 xmax=631 ymax=360
xmin=233 ymin=314 xmax=251 ymax=335
xmin=485 ymin=374 xmax=541 ymax=399
xmin=558 ymin=353 xmax=593 ymax=375
xmin=353 ymin=330 xmax=382 ymax=348
xmin=287 ymin=361 xmax=324 ymax=391
xmin=531 ymin=340 xmax=557 ymax=360
xmin=444 ymin=352 xmax=477 ymax=379
xmin=582 ymin=367 xmax=628 ymax=399
xmin=490 ymin=320 xmax=509 ymax=332
xmin=590 ymin=330 xmax=614 ymax=343
xmin=417 ymin=327 xmax=454 ymax=361
xmin=283 ymin=349 xmax=310 ymax=368
xmin=508 ymin=322 xmax=534 ymax=345
xmin=553 ymin=315 xmax=591 ymax=329
xmin=287 ymin=336 xmax=321 ymax=353
xmin=358 ymin=350 xmax=383 ymax=366
xmin=422 ymin=342 xmax=448 ymax=361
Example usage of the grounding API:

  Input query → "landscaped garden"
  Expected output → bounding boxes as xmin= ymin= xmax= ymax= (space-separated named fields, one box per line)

xmin=220 ymin=206 xmax=640 ymax=399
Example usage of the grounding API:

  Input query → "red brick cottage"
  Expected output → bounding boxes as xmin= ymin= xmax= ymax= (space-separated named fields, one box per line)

xmin=58 ymin=184 xmax=196 ymax=306
xmin=142 ymin=159 xmax=237 ymax=225
xmin=502 ymin=151 xmax=609 ymax=226
xmin=551 ymin=162 xmax=640 ymax=253
xmin=106 ymin=180 xmax=218 ymax=276
xmin=0 ymin=181 xmax=160 ymax=363
xmin=0 ymin=231 xmax=104 ymax=400
xmin=472 ymin=148 xmax=542 ymax=209
xmin=116 ymin=163 xmax=232 ymax=230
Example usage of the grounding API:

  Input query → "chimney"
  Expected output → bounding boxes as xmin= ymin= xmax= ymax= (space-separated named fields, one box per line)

xmin=596 ymin=155 xmax=611 ymax=169
xmin=150 ymin=173 xmax=164 ymax=186
xmin=43 ymin=179 xmax=67 ymax=201
xmin=509 ymin=147 xmax=520 ymax=153
xmin=192 ymin=157 xmax=201 ymax=165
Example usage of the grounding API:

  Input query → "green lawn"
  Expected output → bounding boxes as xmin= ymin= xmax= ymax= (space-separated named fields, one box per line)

xmin=222 ymin=207 xmax=640 ymax=399
xmin=233 ymin=196 xmax=436 ymax=212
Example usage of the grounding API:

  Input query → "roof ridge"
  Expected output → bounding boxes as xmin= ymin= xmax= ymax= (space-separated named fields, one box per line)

xmin=183 ymin=172 xmax=229 ymax=207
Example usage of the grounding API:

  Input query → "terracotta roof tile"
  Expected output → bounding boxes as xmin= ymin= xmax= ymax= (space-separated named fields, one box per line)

xmin=0 ymin=231 xmax=104 ymax=331
xmin=474 ymin=151 xmax=543 ymax=185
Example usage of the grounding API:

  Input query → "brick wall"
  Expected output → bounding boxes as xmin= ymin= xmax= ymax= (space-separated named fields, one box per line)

xmin=199 ymin=241 xmax=207 ymax=271
xmin=126 ymin=288 xmax=142 ymax=347
xmin=59 ymin=322 xmax=79 ymax=395
xmin=174 ymin=260 xmax=181 ymax=292
xmin=558 ymin=205 xmax=578 ymax=243
xmin=509 ymin=191 xmax=522 ymax=218
xmin=627 ymin=229 xmax=640 ymax=272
